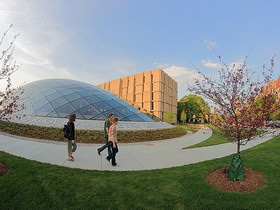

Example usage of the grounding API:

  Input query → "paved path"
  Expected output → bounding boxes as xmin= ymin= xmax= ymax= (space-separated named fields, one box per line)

xmin=0 ymin=128 xmax=279 ymax=171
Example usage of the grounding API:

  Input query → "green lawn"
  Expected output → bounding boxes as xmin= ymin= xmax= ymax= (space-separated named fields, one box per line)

xmin=1 ymin=135 xmax=280 ymax=209
xmin=177 ymin=123 xmax=204 ymax=133
xmin=184 ymin=127 xmax=229 ymax=149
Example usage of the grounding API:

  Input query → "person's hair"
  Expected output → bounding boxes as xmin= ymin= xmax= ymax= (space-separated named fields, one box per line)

xmin=112 ymin=117 xmax=118 ymax=123
xmin=108 ymin=113 xmax=114 ymax=118
xmin=69 ymin=114 xmax=76 ymax=122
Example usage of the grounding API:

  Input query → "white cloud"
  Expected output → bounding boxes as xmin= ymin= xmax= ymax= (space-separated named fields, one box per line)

xmin=202 ymin=60 xmax=222 ymax=69
xmin=154 ymin=63 xmax=200 ymax=98
xmin=154 ymin=63 xmax=199 ymax=84
xmin=202 ymin=58 xmax=245 ymax=70
xmin=0 ymin=1 xmax=74 ymax=90
xmin=204 ymin=40 xmax=218 ymax=49
xmin=228 ymin=59 xmax=245 ymax=69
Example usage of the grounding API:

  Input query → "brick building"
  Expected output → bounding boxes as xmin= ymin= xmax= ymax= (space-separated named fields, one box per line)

xmin=98 ymin=69 xmax=178 ymax=123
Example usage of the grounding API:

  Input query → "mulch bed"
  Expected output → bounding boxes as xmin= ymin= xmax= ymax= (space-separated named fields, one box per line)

xmin=0 ymin=163 xmax=8 ymax=176
xmin=207 ymin=168 xmax=265 ymax=193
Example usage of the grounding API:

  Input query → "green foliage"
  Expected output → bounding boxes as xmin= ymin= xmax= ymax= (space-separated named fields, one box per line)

xmin=271 ymin=109 xmax=280 ymax=120
xmin=0 ymin=120 xmax=187 ymax=143
xmin=179 ymin=94 xmax=210 ymax=123
xmin=165 ymin=112 xmax=174 ymax=123
xmin=180 ymin=110 xmax=187 ymax=123
xmin=1 ymin=135 xmax=280 ymax=209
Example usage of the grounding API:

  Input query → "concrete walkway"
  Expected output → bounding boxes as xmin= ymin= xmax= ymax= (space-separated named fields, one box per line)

xmin=0 ymin=128 xmax=279 ymax=171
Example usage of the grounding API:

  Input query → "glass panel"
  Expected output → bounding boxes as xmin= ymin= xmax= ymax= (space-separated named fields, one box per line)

xmin=71 ymin=111 xmax=84 ymax=119
xmin=84 ymin=96 xmax=102 ymax=103
xmin=115 ymin=106 xmax=135 ymax=117
xmin=92 ymin=101 xmax=113 ymax=113
xmin=29 ymin=92 xmax=45 ymax=104
xmin=36 ymin=103 xmax=55 ymax=116
xmin=102 ymin=110 xmax=124 ymax=120
xmin=64 ymin=92 xmax=81 ymax=101
xmin=42 ymin=88 xmax=57 ymax=96
xmin=116 ymin=99 xmax=131 ymax=106
xmin=121 ymin=117 xmax=129 ymax=121
xmin=123 ymin=105 xmax=138 ymax=113
xmin=46 ymin=92 xmax=63 ymax=102
xmin=55 ymin=103 xmax=76 ymax=118
xmin=106 ymin=100 xmax=122 ymax=108
xmin=138 ymin=113 xmax=153 ymax=122
xmin=71 ymin=98 xmax=90 ymax=110
xmin=126 ymin=114 xmax=145 ymax=122
xmin=87 ymin=90 xmax=103 ymax=95
xmin=78 ymin=105 xmax=101 ymax=119
xmin=73 ymin=87 xmax=87 ymax=92
xmin=93 ymin=113 xmax=107 ymax=120
xmin=33 ymin=97 xmax=49 ymax=111
xmin=47 ymin=110 xmax=59 ymax=117
xmin=95 ymin=94 xmax=111 ymax=101
xmin=77 ymin=91 xmax=92 ymax=97
xmin=50 ymin=97 xmax=68 ymax=109
xmin=58 ymin=88 xmax=74 ymax=95
xmin=21 ymin=105 xmax=35 ymax=115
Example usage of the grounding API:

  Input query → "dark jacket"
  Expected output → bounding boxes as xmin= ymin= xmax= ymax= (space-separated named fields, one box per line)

xmin=67 ymin=121 xmax=75 ymax=140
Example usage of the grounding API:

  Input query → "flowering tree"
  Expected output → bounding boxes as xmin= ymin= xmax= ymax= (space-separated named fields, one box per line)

xmin=0 ymin=24 xmax=23 ymax=119
xmin=189 ymin=55 xmax=280 ymax=180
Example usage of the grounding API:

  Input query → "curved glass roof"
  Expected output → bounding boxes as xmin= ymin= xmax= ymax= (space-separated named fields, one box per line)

xmin=16 ymin=79 xmax=153 ymax=122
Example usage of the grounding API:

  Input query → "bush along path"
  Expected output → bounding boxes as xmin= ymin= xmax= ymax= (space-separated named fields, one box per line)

xmin=0 ymin=120 xmax=187 ymax=143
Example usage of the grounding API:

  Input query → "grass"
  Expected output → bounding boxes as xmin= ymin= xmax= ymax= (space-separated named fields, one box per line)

xmin=184 ymin=127 xmax=229 ymax=149
xmin=0 ymin=120 xmax=187 ymax=143
xmin=1 ymin=135 xmax=280 ymax=209
xmin=177 ymin=123 xmax=204 ymax=133
xmin=184 ymin=127 xmax=266 ymax=149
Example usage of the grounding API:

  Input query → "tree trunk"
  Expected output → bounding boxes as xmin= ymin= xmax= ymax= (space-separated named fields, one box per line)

xmin=237 ymin=140 xmax=241 ymax=154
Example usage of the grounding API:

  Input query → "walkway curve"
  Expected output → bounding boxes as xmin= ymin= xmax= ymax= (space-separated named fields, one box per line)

xmin=0 ymin=128 xmax=279 ymax=171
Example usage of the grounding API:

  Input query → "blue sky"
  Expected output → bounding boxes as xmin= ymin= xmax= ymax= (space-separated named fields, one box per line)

xmin=1 ymin=0 xmax=279 ymax=98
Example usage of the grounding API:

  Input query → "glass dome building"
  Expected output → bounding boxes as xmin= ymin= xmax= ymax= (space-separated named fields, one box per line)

xmin=15 ymin=79 xmax=153 ymax=122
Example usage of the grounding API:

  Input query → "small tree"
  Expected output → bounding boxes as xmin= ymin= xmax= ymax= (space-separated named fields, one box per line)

xmin=189 ymin=55 xmax=280 ymax=180
xmin=180 ymin=110 xmax=187 ymax=124
xmin=165 ymin=112 xmax=174 ymax=124
xmin=0 ymin=24 xmax=22 ymax=120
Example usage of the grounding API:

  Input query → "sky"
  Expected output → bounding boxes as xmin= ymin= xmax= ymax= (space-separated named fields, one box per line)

xmin=0 ymin=0 xmax=279 ymax=99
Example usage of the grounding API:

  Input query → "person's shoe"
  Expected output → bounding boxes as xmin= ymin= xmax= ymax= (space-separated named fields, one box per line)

xmin=97 ymin=149 xmax=101 ymax=155
xmin=70 ymin=155 xmax=75 ymax=160
xmin=106 ymin=157 xmax=110 ymax=162
xmin=112 ymin=163 xmax=117 ymax=166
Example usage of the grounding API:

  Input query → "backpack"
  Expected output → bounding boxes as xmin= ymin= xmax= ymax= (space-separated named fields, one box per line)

xmin=63 ymin=124 xmax=70 ymax=139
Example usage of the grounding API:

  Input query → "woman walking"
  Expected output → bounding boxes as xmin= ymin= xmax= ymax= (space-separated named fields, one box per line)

xmin=106 ymin=117 xmax=119 ymax=166
xmin=65 ymin=114 xmax=77 ymax=161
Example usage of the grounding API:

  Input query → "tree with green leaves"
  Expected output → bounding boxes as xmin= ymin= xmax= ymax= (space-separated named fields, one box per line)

xmin=180 ymin=94 xmax=210 ymax=123
xmin=165 ymin=112 xmax=174 ymax=124
xmin=180 ymin=110 xmax=187 ymax=124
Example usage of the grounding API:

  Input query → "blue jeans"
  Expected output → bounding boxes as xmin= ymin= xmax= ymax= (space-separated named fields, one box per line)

xmin=97 ymin=135 xmax=111 ymax=156
xmin=107 ymin=141 xmax=118 ymax=165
